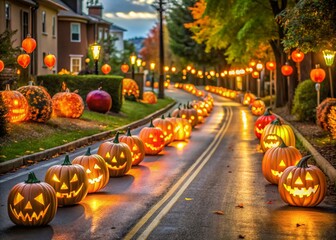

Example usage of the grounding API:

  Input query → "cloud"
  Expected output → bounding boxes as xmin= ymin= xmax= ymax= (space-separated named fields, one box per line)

xmin=131 ymin=0 xmax=155 ymax=5
xmin=105 ymin=11 xmax=157 ymax=20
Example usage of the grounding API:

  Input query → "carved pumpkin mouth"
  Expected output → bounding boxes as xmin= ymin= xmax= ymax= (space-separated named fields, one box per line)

xmin=263 ymin=141 xmax=280 ymax=149
xmin=88 ymin=175 xmax=103 ymax=184
xmin=56 ymin=183 xmax=84 ymax=198
xmin=9 ymin=204 xmax=50 ymax=222
xmin=255 ymin=127 xmax=263 ymax=134
xmin=144 ymin=143 xmax=164 ymax=151
xmin=283 ymin=184 xmax=319 ymax=198
xmin=164 ymin=133 xmax=173 ymax=142
xmin=271 ymin=169 xmax=283 ymax=177
xmin=132 ymin=153 xmax=142 ymax=161
xmin=106 ymin=162 xmax=127 ymax=170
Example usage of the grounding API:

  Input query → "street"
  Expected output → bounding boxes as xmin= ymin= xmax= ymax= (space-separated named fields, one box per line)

xmin=0 ymin=87 xmax=335 ymax=240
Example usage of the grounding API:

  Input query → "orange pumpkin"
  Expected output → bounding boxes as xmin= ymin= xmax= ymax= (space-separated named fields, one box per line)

xmin=243 ymin=92 xmax=256 ymax=105
xmin=101 ymin=64 xmax=111 ymax=74
xmin=310 ymin=66 xmax=326 ymax=83
xmin=0 ymin=84 xmax=29 ymax=123
xmin=281 ymin=63 xmax=293 ymax=76
xmin=52 ymin=88 xmax=84 ymax=118
xmin=262 ymin=137 xmax=302 ymax=185
xmin=278 ymin=155 xmax=327 ymax=207
xmin=119 ymin=127 xmax=145 ymax=166
xmin=167 ymin=113 xmax=191 ymax=141
xmin=45 ymin=155 xmax=89 ymax=206
xmin=153 ymin=115 xmax=175 ymax=145
xmin=142 ymin=91 xmax=157 ymax=104
xmin=120 ymin=63 xmax=129 ymax=73
xmin=139 ymin=119 xmax=165 ymax=155
xmin=97 ymin=132 xmax=133 ymax=177
xmin=123 ymin=78 xmax=139 ymax=98
xmin=291 ymin=50 xmax=304 ymax=63
xmin=72 ymin=148 xmax=109 ymax=193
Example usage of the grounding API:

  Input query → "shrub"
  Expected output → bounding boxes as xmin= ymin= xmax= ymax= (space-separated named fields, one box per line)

xmin=291 ymin=79 xmax=328 ymax=122
xmin=0 ymin=94 xmax=8 ymax=136
xmin=316 ymin=98 xmax=336 ymax=131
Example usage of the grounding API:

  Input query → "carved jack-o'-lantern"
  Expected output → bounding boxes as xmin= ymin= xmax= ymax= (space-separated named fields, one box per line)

xmin=254 ymin=107 xmax=277 ymax=139
xmin=260 ymin=118 xmax=295 ymax=152
xmin=72 ymin=148 xmax=109 ymax=193
xmin=153 ymin=115 xmax=175 ymax=145
xmin=123 ymin=78 xmax=139 ymax=98
xmin=52 ymin=88 xmax=84 ymax=118
xmin=139 ymin=119 xmax=165 ymax=155
xmin=45 ymin=155 xmax=89 ymax=206
xmin=142 ymin=91 xmax=157 ymax=104
xmin=243 ymin=91 xmax=256 ymax=105
xmin=278 ymin=155 xmax=327 ymax=207
xmin=250 ymin=98 xmax=266 ymax=116
xmin=97 ymin=132 xmax=133 ymax=177
xmin=262 ymin=137 xmax=302 ymax=184
xmin=119 ymin=127 xmax=146 ymax=166
xmin=167 ymin=113 xmax=191 ymax=141
xmin=0 ymin=84 xmax=29 ymax=123
xmin=7 ymin=172 xmax=57 ymax=226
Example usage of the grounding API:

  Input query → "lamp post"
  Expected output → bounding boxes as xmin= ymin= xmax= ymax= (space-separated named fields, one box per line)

xmin=130 ymin=53 xmax=136 ymax=79
xmin=150 ymin=62 xmax=155 ymax=92
xmin=256 ymin=62 xmax=263 ymax=97
xmin=90 ymin=42 xmax=101 ymax=75
xmin=136 ymin=58 xmax=142 ymax=73
xmin=322 ymin=50 xmax=335 ymax=98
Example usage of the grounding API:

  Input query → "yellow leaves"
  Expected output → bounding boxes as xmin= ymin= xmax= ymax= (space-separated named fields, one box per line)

xmin=184 ymin=197 xmax=193 ymax=201
xmin=39 ymin=148 xmax=45 ymax=151
xmin=0 ymin=155 xmax=7 ymax=158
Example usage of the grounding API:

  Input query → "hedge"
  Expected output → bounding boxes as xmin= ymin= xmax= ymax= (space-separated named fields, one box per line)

xmin=36 ymin=74 xmax=123 ymax=113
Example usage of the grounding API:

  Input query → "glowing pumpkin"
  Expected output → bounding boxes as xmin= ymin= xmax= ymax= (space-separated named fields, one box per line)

xmin=260 ymin=118 xmax=295 ymax=152
xmin=45 ymin=155 xmax=89 ymax=206
xmin=167 ymin=113 xmax=191 ymax=141
xmin=254 ymin=107 xmax=277 ymax=139
xmin=7 ymin=172 xmax=57 ymax=226
xmin=278 ymin=155 xmax=327 ymax=207
xmin=243 ymin=92 xmax=256 ymax=106
xmin=250 ymin=98 xmax=266 ymax=116
xmin=310 ymin=66 xmax=326 ymax=83
xmin=142 ymin=91 xmax=157 ymax=104
xmin=120 ymin=63 xmax=129 ymax=73
xmin=52 ymin=89 xmax=84 ymax=118
xmin=86 ymin=87 xmax=112 ymax=113
xmin=262 ymin=137 xmax=302 ymax=185
xmin=153 ymin=115 xmax=175 ymax=145
xmin=119 ymin=127 xmax=145 ymax=166
xmin=17 ymin=82 xmax=53 ymax=122
xmin=123 ymin=78 xmax=139 ymax=98
xmin=97 ymin=132 xmax=132 ymax=177
xmin=139 ymin=119 xmax=165 ymax=155
xmin=0 ymin=84 xmax=29 ymax=123
xmin=72 ymin=148 xmax=109 ymax=193
xmin=291 ymin=50 xmax=304 ymax=63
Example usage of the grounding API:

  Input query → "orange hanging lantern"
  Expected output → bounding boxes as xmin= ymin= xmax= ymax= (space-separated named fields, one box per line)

xmin=22 ymin=34 xmax=36 ymax=54
xmin=17 ymin=54 xmax=31 ymax=69
xmin=266 ymin=61 xmax=276 ymax=71
xmin=291 ymin=50 xmax=304 ymax=63
xmin=44 ymin=54 xmax=56 ymax=70
xmin=121 ymin=63 xmax=129 ymax=73
xmin=0 ymin=60 xmax=4 ymax=72
xmin=281 ymin=62 xmax=293 ymax=76
xmin=310 ymin=65 xmax=326 ymax=83
xmin=101 ymin=64 xmax=111 ymax=74
xmin=251 ymin=71 xmax=259 ymax=78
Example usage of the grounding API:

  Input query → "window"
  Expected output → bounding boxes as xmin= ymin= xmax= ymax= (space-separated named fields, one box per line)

xmin=70 ymin=57 xmax=81 ymax=73
xmin=71 ymin=23 xmax=80 ymax=42
xmin=52 ymin=16 xmax=56 ymax=37
xmin=98 ymin=27 xmax=103 ymax=41
xmin=42 ymin=11 xmax=46 ymax=33
xmin=42 ymin=52 xmax=46 ymax=68
xmin=22 ymin=11 xmax=29 ymax=40
xmin=5 ymin=2 xmax=11 ymax=30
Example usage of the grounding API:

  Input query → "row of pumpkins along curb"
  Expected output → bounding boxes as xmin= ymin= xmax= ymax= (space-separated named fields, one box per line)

xmin=0 ymin=78 xmax=160 ymax=124
xmin=6 ymin=87 xmax=214 ymax=227
xmin=205 ymin=85 xmax=327 ymax=208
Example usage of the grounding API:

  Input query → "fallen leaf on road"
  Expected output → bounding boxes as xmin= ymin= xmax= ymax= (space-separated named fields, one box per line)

xmin=185 ymin=198 xmax=193 ymax=201
xmin=235 ymin=203 xmax=244 ymax=208
xmin=213 ymin=210 xmax=224 ymax=215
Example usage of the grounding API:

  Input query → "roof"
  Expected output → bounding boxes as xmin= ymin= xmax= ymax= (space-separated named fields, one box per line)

xmin=110 ymin=24 xmax=127 ymax=32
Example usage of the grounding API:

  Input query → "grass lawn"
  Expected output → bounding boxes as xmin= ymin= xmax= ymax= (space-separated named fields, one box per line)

xmin=0 ymin=98 xmax=174 ymax=162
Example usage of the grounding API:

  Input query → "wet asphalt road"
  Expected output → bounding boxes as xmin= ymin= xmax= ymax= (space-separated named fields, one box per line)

xmin=0 ymin=87 xmax=335 ymax=240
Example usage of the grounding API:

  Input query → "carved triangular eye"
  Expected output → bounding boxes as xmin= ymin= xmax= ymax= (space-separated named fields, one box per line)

xmin=279 ymin=160 xmax=286 ymax=167
xmin=86 ymin=169 xmax=92 ymax=174
xmin=306 ymin=172 xmax=313 ymax=181
xmin=105 ymin=152 xmax=111 ymax=159
xmin=295 ymin=177 xmax=303 ymax=185
xmin=112 ymin=156 xmax=117 ymax=163
xmin=52 ymin=174 xmax=61 ymax=182
xmin=149 ymin=134 xmax=154 ymax=138
xmin=70 ymin=174 xmax=78 ymax=183
xmin=14 ymin=193 xmax=25 ymax=206
xmin=94 ymin=164 xmax=101 ymax=169
xmin=61 ymin=182 xmax=68 ymax=190
xmin=25 ymin=201 xmax=32 ymax=210
xmin=132 ymin=145 xmax=138 ymax=151
xmin=287 ymin=172 xmax=293 ymax=180
xmin=35 ymin=193 xmax=44 ymax=205
xmin=120 ymin=152 xmax=125 ymax=158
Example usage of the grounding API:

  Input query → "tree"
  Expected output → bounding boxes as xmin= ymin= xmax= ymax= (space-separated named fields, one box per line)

xmin=0 ymin=95 xmax=8 ymax=136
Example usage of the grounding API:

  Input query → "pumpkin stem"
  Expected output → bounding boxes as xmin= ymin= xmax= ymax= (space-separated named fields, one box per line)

xmin=264 ymin=107 xmax=273 ymax=116
xmin=113 ymin=132 xmax=120 ymax=143
xmin=62 ymin=155 xmax=72 ymax=165
xmin=271 ymin=118 xmax=282 ymax=125
xmin=5 ymin=84 xmax=10 ymax=91
xmin=161 ymin=114 xmax=165 ymax=119
xmin=277 ymin=137 xmax=287 ymax=148
xmin=85 ymin=148 xmax=91 ymax=156
xmin=25 ymin=172 xmax=41 ymax=184
xmin=126 ymin=127 xmax=132 ymax=136
xmin=296 ymin=155 xmax=312 ymax=168
xmin=167 ymin=113 xmax=172 ymax=118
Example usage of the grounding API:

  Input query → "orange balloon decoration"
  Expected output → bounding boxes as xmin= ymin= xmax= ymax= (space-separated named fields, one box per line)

xmin=17 ymin=54 xmax=31 ymax=69
xmin=266 ymin=61 xmax=276 ymax=71
xmin=101 ymin=64 xmax=111 ymax=74
xmin=291 ymin=50 xmax=304 ymax=63
xmin=281 ymin=63 xmax=293 ymax=76
xmin=121 ymin=63 xmax=129 ymax=73
xmin=0 ymin=60 xmax=4 ymax=72
xmin=22 ymin=34 xmax=36 ymax=54
xmin=310 ymin=65 xmax=326 ymax=83
xmin=44 ymin=54 xmax=56 ymax=69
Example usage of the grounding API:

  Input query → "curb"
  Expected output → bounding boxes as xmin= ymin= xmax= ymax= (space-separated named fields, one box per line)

xmin=275 ymin=114 xmax=336 ymax=188
xmin=0 ymin=101 xmax=176 ymax=174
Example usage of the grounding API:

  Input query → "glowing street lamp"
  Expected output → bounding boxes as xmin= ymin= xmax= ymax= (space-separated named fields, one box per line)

xmin=150 ymin=62 xmax=155 ymax=92
xmin=322 ymin=50 xmax=335 ymax=98
xmin=90 ymin=42 xmax=101 ymax=75
xmin=130 ymin=53 xmax=137 ymax=79
xmin=136 ymin=58 xmax=142 ymax=73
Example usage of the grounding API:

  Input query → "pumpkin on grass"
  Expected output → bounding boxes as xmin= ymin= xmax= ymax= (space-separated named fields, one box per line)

xmin=45 ymin=155 xmax=88 ymax=206
xmin=72 ymin=148 xmax=109 ymax=193
xmin=142 ymin=91 xmax=157 ymax=104
xmin=52 ymin=88 xmax=84 ymax=118
xmin=7 ymin=172 xmax=57 ymax=226
xmin=119 ymin=128 xmax=145 ymax=166
xmin=139 ymin=119 xmax=165 ymax=155
xmin=278 ymin=155 xmax=327 ymax=207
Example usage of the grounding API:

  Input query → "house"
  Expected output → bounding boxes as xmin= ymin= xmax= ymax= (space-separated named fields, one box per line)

xmin=109 ymin=24 xmax=127 ymax=55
